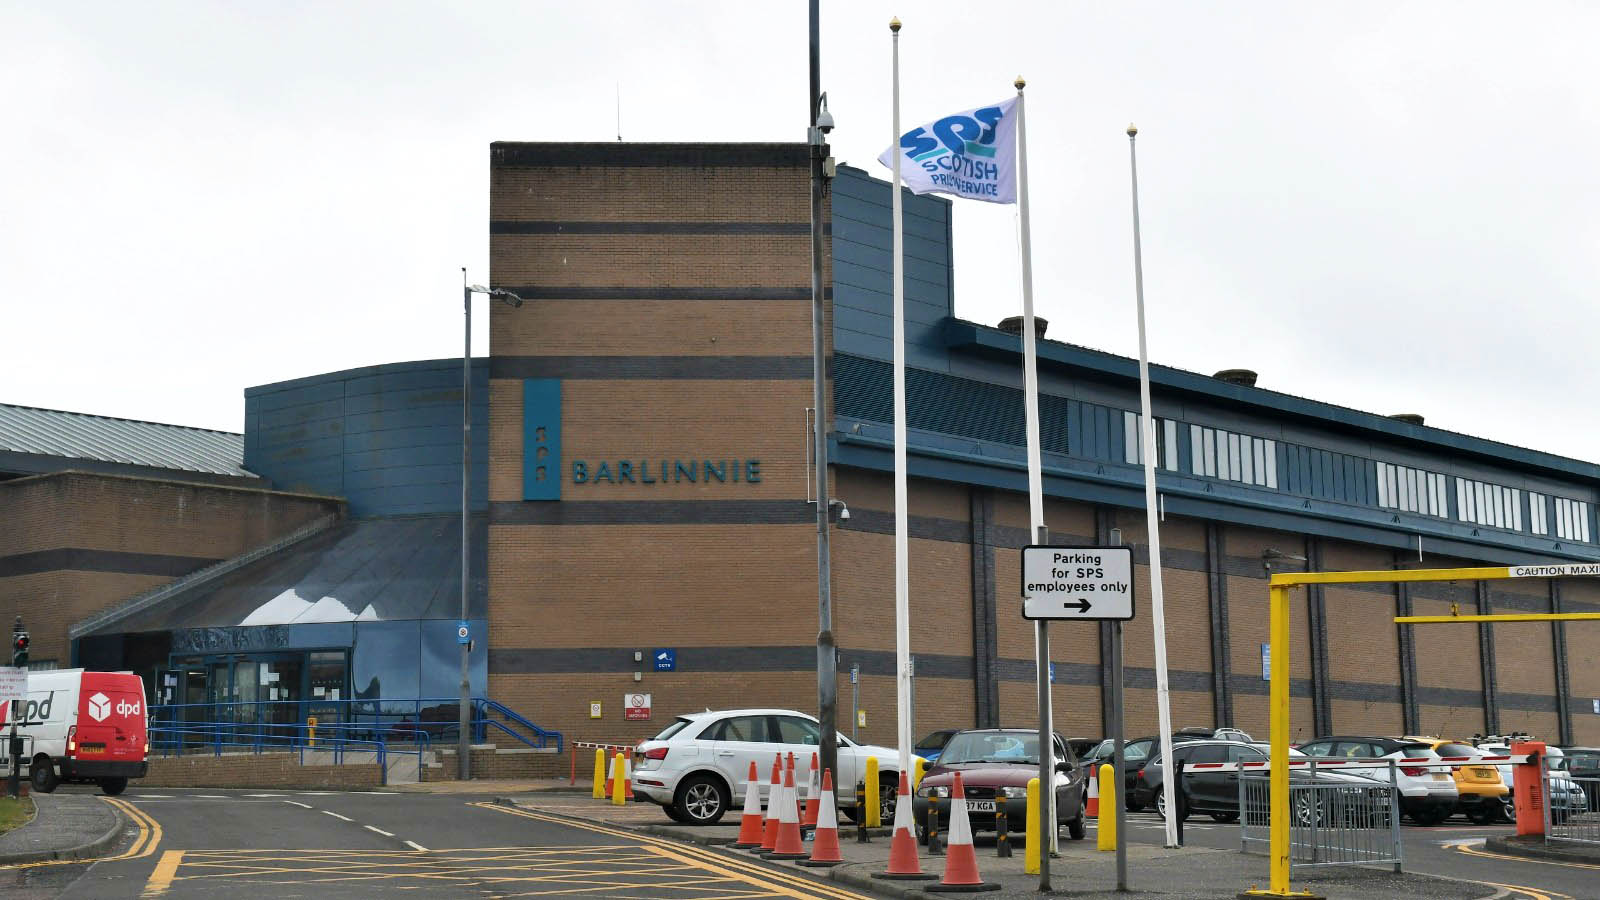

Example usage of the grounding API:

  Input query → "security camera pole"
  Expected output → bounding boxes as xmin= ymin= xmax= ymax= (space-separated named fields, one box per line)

xmin=806 ymin=0 xmax=839 ymax=783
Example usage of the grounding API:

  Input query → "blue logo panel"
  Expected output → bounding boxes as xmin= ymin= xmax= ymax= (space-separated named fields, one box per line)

xmin=523 ymin=378 xmax=561 ymax=501
xmin=653 ymin=649 xmax=676 ymax=671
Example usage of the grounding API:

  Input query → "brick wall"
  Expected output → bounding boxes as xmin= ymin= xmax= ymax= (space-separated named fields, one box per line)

xmin=143 ymin=752 xmax=383 ymax=789
xmin=0 ymin=471 xmax=344 ymax=664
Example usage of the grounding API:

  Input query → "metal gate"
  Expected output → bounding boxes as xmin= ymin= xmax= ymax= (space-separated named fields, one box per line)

xmin=1545 ymin=760 xmax=1600 ymax=846
xmin=1240 ymin=765 xmax=1403 ymax=872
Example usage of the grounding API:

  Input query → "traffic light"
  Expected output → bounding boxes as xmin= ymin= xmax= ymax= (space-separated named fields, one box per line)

xmin=10 ymin=633 xmax=26 ymax=668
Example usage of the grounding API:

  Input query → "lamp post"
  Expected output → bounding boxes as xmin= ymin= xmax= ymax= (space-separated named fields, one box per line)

xmin=460 ymin=271 xmax=524 ymax=780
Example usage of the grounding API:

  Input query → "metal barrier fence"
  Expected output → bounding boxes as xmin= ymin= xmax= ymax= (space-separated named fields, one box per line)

xmin=1545 ymin=763 xmax=1600 ymax=847
xmin=1240 ymin=762 xmax=1402 ymax=872
xmin=146 ymin=722 xmax=406 ymax=787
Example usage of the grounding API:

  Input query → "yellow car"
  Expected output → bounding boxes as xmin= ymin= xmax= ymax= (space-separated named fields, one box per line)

xmin=1406 ymin=736 xmax=1508 ymax=824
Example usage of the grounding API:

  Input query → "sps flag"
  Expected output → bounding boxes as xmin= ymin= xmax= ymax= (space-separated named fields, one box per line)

xmin=878 ymin=96 xmax=1018 ymax=204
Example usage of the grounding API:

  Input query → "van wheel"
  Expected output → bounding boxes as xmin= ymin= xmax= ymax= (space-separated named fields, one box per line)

xmin=30 ymin=757 xmax=59 ymax=793
xmin=98 ymin=777 xmax=128 ymax=796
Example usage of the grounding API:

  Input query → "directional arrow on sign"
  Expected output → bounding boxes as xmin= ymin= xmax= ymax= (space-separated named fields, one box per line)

xmin=1062 ymin=599 xmax=1092 ymax=614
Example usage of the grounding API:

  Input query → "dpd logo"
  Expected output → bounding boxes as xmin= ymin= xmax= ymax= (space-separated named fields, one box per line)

xmin=13 ymin=692 xmax=54 ymax=723
xmin=88 ymin=692 xmax=111 ymax=722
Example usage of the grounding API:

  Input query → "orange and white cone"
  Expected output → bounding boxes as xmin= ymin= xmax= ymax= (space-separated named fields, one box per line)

xmin=926 ymin=772 xmax=1001 ymax=892
xmin=799 ymin=768 xmax=845 ymax=867
xmin=1086 ymin=767 xmax=1100 ymax=818
xmin=763 ymin=757 xmax=808 ymax=859
xmin=803 ymin=752 xmax=821 ymax=828
xmin=872 ymin=771 xmax=935 ymax=881
xmin=604 ymin=751 xmax=616 ymax=797
xmin=733 ymin=761 xmax=765 ymax=848
xmin=756 ymin=754 xmax=783 ymax=852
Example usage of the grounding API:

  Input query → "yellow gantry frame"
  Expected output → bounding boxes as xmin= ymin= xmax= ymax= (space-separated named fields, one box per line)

xmin=1247 ymin=563 xmax=1600 ymax=898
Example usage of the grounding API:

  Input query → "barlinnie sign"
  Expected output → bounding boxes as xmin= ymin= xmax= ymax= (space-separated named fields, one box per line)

xmin=624 ymin=693 xmax=652 ymax=721
xmin=1021 ymin=545 xmax=1136 ymax=621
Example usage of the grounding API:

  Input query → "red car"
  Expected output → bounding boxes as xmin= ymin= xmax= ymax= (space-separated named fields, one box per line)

xmin=912 ymin=728 xmax=1088 ymax=842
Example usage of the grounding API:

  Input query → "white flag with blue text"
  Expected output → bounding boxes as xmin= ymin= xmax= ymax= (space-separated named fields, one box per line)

xmin=877 ymin=96 xmax=1018 ymax=204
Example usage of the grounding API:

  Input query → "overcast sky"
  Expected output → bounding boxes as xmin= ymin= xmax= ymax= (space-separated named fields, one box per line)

xmin=4 ymin=2 xmax=1596 ymax=464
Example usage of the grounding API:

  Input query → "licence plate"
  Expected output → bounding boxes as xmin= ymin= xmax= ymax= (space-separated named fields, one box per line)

xmin=968 ymin=800 xmax=996 ymax=812
xmin=1472 ymin=768 xmax=1495 ymax=778
xmin=1431 ymin=773 xmax=1449 ymax=781
xmin=79 ymin=743 xmax=106 ymax=754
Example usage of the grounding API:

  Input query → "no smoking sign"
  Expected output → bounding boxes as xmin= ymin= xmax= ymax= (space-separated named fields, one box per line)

xmin=624 ymin=693 xmax=652 ymax=720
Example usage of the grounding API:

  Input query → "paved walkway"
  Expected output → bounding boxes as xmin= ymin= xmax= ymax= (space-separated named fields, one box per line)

xmin=505 ymin=792 xmax=1502 ymax=899
xmin=0 ymin=791 xmax=123 ymax=864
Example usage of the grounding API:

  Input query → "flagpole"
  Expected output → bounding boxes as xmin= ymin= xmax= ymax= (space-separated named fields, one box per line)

xmin=889 ymin=17 xmax=912 ymax=781
xmin=1127 ymin=123 xmax=1179 ymax=849
xmin=1013 ymin=75 xmax=1055 ymax=885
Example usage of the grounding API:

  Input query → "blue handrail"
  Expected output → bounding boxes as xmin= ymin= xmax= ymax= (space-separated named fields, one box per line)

xmin=146 ymin=722 xmax=404 ymax=786
xmin=474 ymin=698 xmax=564 ymax=753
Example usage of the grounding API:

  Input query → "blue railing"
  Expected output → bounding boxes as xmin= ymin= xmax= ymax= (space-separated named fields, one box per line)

xmin=150 ymin=697 xmax=563 ymax=754
xmin=146 ymin=722 xmax=402 ymax=786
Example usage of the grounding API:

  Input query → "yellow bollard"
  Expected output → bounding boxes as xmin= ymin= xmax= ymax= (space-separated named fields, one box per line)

xmin=611 ymin=752 xmax=627 ymax=806
xmin=913 ymin=756 xmax=926 ymax=792
xmin=1097 ymin=763 xmax=1117 ymax=851
xmin=865 ymin=757 xmax=881 ymax=828
xmin=1024 ymin=776 xmax=1041 ymax=874
xmin=307 ymin=716 xmax=317 ymax=748
xmin=592 ymin=748 xmax=606 ymax=799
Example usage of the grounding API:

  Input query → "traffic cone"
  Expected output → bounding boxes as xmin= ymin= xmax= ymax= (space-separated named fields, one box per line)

xmin=763 ymin=759 xmax=808 ymax=859
xmin=1085 ymin=767 xmax=1100 ymax=818
xmin=803 ymin=752 xmax=821 ymax=828
xmin=604 ymin=751 xmax=616 ymax=797
xmin=926 ymin=772 xmax=1001 ymax=892
xmin=873 ymin=771 xmax=936 ymax=881
xmin=733 ymin=761 xmax=765 ymax=848
xmin=799 ymin=768 xmax=845 ymax=867
xmin=757 ymin=754 xmax=782 ymax=852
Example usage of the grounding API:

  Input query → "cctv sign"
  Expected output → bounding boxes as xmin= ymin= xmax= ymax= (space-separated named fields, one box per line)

xmin=1022 ymin=545 xmax=1136 ymax=621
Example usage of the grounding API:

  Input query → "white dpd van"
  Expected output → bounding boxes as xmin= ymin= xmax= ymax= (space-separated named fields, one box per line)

xmin=0 ymin=669 xmax=149 ymax=795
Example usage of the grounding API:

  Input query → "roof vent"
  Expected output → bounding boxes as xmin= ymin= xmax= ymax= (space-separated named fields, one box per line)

xmin=997 ymin=316 xmax=1048 ymax=338
xmin=1389 ymin=413 xmax=1425 ymax=426
xmin=1213 ymin=368 xmax=1258 ymax=387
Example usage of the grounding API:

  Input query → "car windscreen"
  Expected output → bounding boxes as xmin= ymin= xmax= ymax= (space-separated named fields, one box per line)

xmin=939 ymin=732 xmax=1040 ymax=765
xmin=1436 ymin=742 xmax=1477 ymax=758
xmin=916 ymin=731 xmax=951 ymax=750
xmin=652 ymin=718 xmax=694 ymax=740
xmin=1397 ymin=744 xmax=1437 ymax=758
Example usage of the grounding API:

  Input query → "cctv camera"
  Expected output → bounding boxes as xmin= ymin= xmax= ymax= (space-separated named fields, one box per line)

xmin=838 ymin=505 xmax=850 ymax=521
xmin=817 ymin=92 xmax=835 ymax=134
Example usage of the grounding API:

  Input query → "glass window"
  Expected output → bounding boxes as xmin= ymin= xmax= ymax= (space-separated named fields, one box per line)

xmin=1530 ymin=493 xmax=1549 ymax=535
xmin=1163 ymin=420 xmax=1179 ymax=472
xmin=1124 ymin=740 xmax=1151 ymax=762
xmin=1187 ymin=745 xmax=1228 ymax=765
xmin=939 ymin=732 xmax=1040 ymax=764
xmin=1228 ymin=745 xmax=1266 ymax=763
xmin=1333 ymin=741 xmax=1372 ymax=758
xmin=353 ymin=621 xmax=421 ymax=715
xmin=711 ymin=715 xmax=772 ymax=743
xmin=653 ymin=718 xmax=694 ymax=740
xmin=916 ymin=730 xmax=955 ymax=751
xmin=774 ymin=716 xmax=822 ymax=745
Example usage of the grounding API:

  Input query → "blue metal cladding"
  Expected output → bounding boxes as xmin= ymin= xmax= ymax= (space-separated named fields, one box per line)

xmin=522 ymin=378 xmax=561 ymax=501
xmin=243 ymin=359 xmax=488 ymax=517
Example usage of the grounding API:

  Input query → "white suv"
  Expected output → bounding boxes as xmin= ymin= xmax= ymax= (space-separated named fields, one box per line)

xmin=1296 ymin=737 xmax=1459 ymax=825
xmin=632 ymin=708 xmax=901 ymax=825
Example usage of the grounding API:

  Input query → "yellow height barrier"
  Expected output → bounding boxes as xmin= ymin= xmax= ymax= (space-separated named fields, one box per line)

xmin=591 ymin=748 xmax=606 ymax=799
xmin=913 ymin=756 xmax=926 ymax=792
xmin=1245 ymin=561 xmax=1600 ymax=899
xmin=306 ymin=716 xmax=317 ymax=748
xmin=1024 ymin=776 xmax=1040 ymax=875
xmin=1096 ymin=763 xmax=1117 ymax=851
xmin=865 ymin=757 xmax=881 ymax=828
xmin=610 ymin=752 xmax=627 ymax=806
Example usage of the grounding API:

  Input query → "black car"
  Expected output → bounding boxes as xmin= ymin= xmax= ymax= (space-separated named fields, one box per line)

xmin=1137 ymin=740 xmax=1388 ymax=825
xmin=1083 ymin=731 xmax=1220 ymax=811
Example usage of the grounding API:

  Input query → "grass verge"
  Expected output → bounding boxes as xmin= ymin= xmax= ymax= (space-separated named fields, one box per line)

xmin=0 ymin=794 xmax=36 ymax=836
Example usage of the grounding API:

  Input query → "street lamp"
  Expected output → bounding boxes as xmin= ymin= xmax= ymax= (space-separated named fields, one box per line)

xmin=460 ymin=271 xmax=524 ymax=781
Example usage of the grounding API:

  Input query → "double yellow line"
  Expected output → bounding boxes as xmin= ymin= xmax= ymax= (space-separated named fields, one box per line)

xmin=470 ymin=802 xmax=873 ymax=900
xmin=0 ymin=796 xmax=161 ymax=870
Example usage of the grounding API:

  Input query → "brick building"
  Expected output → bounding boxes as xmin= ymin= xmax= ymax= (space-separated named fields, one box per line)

xmin=3 ymin=142 xmax=1597 ymax=763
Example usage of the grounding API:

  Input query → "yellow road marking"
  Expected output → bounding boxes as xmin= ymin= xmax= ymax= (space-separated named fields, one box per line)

xmin=141 ymin=850 xmax=185 ymax=898
xmin=0 ymin=796 xmax=161 ymax=870
xmin=468 ymin=802 xmax=872 ymax=900
xmin=1451 ymin=841 xmax=1600 ymax=871
xmin=643 ymin=845 xmax=839 ymax=900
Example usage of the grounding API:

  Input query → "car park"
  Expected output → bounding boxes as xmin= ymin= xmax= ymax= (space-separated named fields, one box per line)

xmin=1296 ymin=736 xmax=1458 ymax=826
xmin=631 ymin=708 xmax=900 ymax=825
xmin=914 ymin=729 xmax=961 ymax=763
xmin=1405 ymin=736 xmax=1508 ymax=824
xmin=913 ymin=728 xmax=1088 ymax=841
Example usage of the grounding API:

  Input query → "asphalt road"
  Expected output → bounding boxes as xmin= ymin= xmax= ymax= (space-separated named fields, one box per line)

xmin=1 ymin=787 xmax=878 ymax=900
xmin=1108 ymin=808 xmax=1599 ymax=900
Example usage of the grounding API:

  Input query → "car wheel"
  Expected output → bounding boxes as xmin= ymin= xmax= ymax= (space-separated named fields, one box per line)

xmin=1409 ymin=807 xmax=1448 ymax=827
xmin=663 ymin=802 xmax=689 ymax=823
xmin=30 ymin=757 xmax=58 ymax=794
xmin=1067 ymin=814 xmax=1086 ymax=841
xmin=98 ymin=777 xmax=128 ymax=796
xmin=1154 ymin=790 xmax=1187 ymax=822
xmin=673 ymin=774 xmax=729 ymax=825
xmin=1210 ymin=811 xmax=1239 ymax=823
xmin=878 ymin=774 xmax=898 ymax=825
xmin=1498 ymin=795 xmax=1516 ymax=823
xmin=1466 ymin=806 xmax=1494 ymax=825
xmin=1126 ymin=796 xmax=1146 ymax=812
xmin=1292 ymin=794 xmax=1323 ymax=827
